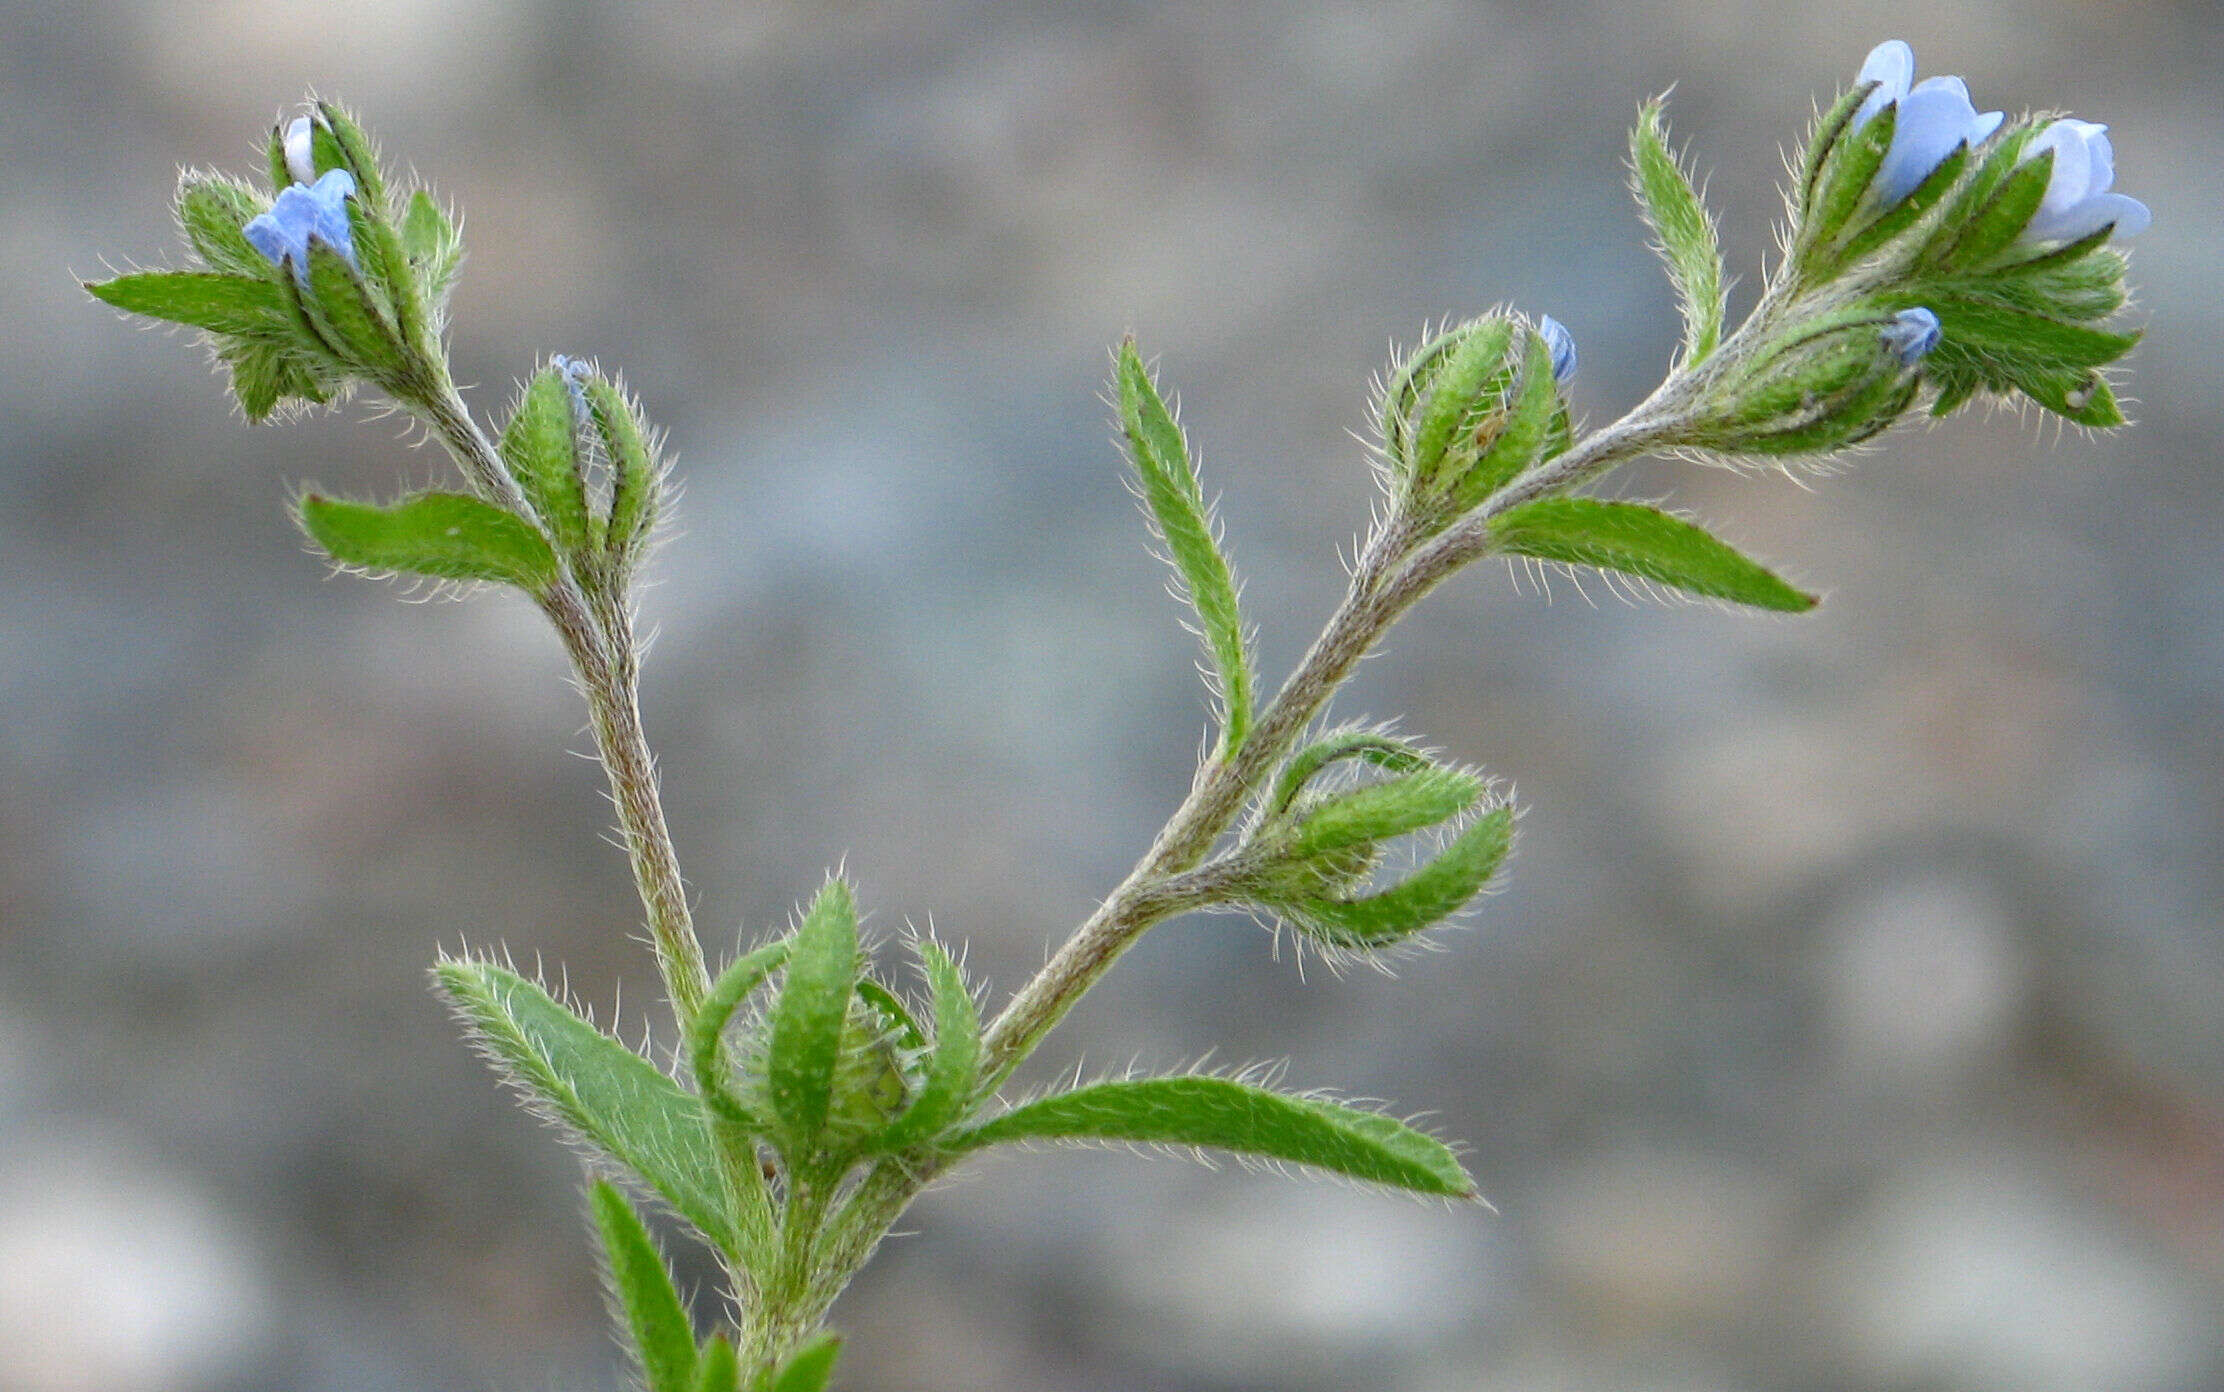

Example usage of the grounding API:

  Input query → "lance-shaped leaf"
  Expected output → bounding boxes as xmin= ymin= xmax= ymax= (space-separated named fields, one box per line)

xmin=1407 ymin=316 xmax=1515 ymax=490
xmin=1451 ymin=327 xmax=1561 ymax=509
xmin=766 ymin=880 xmax=862 ymax=1154
xmin=1797 ymin=81 xmax=1872 ymax=219
xmin=1631 ymin=99 xmax=1725 ymax=366
xmin=175 ymin=176 xmax=270 ymax=278
xmin=870 ymin=940 xmax=981 ymax=1151
xmin=591 ymin=1181 xmax=699 ymax=1392
xmin=692 ymin=1337 xmax=739 ymax=1392
xmin=85 ymin=270 xmax=287 ymax=336
xmin=1284 ymin=764 xmax=1484 ymax=860
xmin=221 ymin=338 xmax=333 ymax=421
xmin=1266 ymin=731 xmax=1432 ymax=818
xmin=949 ymin=1075 xmax=1476 ymax=1198
xmin=2018 ymin=367 xmax=2126 ymax=428
xmin=1490 ymin=498 xmax=1817 ymax=612
xmin=434 ymin=958 xmax=740 ymax=1254
xmin=399 ymin=189 xmax=464 ymax=317
xmin=766 ymin=1334 xmax=843 ymax=1392
xmin=1797 ymin=103 xmax=1895 ymax=282
xmin=1924 ymin=298 xmax=2139 ymax=372
xmin=303 ymin=238 xmax=405 ymax=376
xmin=400 ymin=188 xmax=452 ymax=265
xmin=1377 ymin=324 xmax=1465 ymax=469
xmin=688 ymin=939 xmax=792 ymax=1135
xmin=1118 ymin=340 xmax=1254 ymax=753
xmin=585 ymin=374 xmax=663 ymax=562
xmin=299 ymin=491 xmax=560 ymax=592
xmin=1282 ymin=804 xmax=1515 ymax=951
xmin=502 ymin=365 xmax=594 ymax=556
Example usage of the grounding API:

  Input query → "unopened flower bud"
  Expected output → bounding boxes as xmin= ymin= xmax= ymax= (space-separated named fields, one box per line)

xmin=1879 ymin=306 xmax=1941 ymax=365
xmin=1539 ymin=314 xmax=1579 ymax=384
xmin=1684 ymin=309 xmax=1931 ymax=457
xmin=283 ymin=116 xmax=317 ymax=185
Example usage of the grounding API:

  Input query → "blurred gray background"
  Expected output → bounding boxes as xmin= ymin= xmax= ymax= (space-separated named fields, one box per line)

xmin=5 ymin=1 xmax=2220 ymax=1389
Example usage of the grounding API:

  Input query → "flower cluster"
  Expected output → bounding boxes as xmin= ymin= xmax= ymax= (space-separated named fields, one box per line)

xmin=1850 ymin=39 xmax=2147 ymax=244
xmin=1758 ymin=38 xmax=2148 ymax=432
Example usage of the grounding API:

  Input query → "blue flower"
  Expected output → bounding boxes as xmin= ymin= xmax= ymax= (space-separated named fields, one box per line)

xmin=1538 ymin=315 xmax=1578 ymax=384
xmin=2018 ymin=119 xmax=2150 ymax=244
xmin=1851 ymin=40 xmax=2004 ymax=206
xmin=243 ymin=169 xmax=358 ymax=277
xmin=1880 ymin=306 xmax=1942 ymax=364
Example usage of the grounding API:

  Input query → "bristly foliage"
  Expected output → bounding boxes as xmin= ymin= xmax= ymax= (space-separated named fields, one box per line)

xmin=946 ymin=1070 xmax=1478 ymax=1199
xmin=1632 ymin=97 xmax=1728 ymax=367
xmin=1117 ymin=339 xmax=1256 ymax=757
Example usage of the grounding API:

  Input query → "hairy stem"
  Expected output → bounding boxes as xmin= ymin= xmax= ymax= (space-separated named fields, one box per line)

xmin=980 ymin=397 xmax=1685 ymax=1084
xmin=414 ymin=376 xmax=712 ymax=1026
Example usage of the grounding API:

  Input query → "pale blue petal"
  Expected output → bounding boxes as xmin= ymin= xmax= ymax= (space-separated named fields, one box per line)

xmin=2027 ymin=190 xmax=2150 ymax=244
xmin=1875 ymin=81 xmax=1977 ymax=203
xmin=242 ymin=210 xmax=293 ymax=265
xmin=1854 ymin=40 xmax=1914 ymax=126
xmin=1538 ymin=315 xmax=1578 ymax=384
xmin=305 ymin=170 xmax=358 ymax=266
xmin=2089 ymin=192 xmax=2150 ymax=238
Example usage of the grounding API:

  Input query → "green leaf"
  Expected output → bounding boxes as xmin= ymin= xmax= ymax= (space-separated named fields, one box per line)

xmin=688 ymin=939 xmax=792 ymax=1135
xmin=950 ymin=1076 xmax=1476 ymax=1198
xmin=85 ymin=270 xmax=286 ymax=336
xmin=316 ymin=100 xmax=389 ymax=212
xmin=175 ymin=176 xmax=270 ymax=277
xmin=1407 ymin=316 xmax=1515 ymax=489
xmin=2020 ymin=369 xmax=2125 ymax=427
xmin=266 ymin=118 xmax=295 ymax=194
xmin=1377 ymin=325 xmax=1465 ymax=469
xmin=871 ymin=940 xmax=981 ymax=1151
xmin=434 ymin=958 xmax=740 ymax=1254
xmin=501 ymin=366 xmax=594 ymax=556
xmin=298 ymin=491 xmax=560 ymax=592
xmin=1834 ymin=142 xmax=1969 ymax=269
xmin=591 ymin=1181 xmax=699 ymax=1392
xmin=1285 ymin=804 xmax=1514 ymax=950
xmin=400 ymin=189 xmax=464 ymax=321
xmin=1490 ymin=498 xmax=1817 ymax=612
xmin=1797 ymin=82 xmax=1871 ymax=216
xmin=587 ymin=375 xmax=662 ymax=561
xmin=218 ymin=338 xmax=334 ymax=421
xmin=1631 ymin=99 xmax=1725 ymax=366
xmin=1266 ymin=731 xmax=1432 ymax=818
xmin=1932 ymin=145 xmax=2051 ymax=270
xmin=1798 ymin=102 xmax=1894 ymax=282
xmin=767 ymin=880 xmax=861 ymax=1154
xmin=401 ymin=189 xmax=450 ymax=264
xmin=1118 ymin=340 xmax=1254 ymax=754
xmin=766 ymin=1333 xmax=843 ymax=1392
xmin=1285 ymin=765 xmax=1484 ymax=860
xmin=1452 ymin=326 xmax=1561 ymax=509
xmin=1927 ymin=298 xmax=2139 ymax=372
xmin=302 ymin=239 xmax=404 ymax=375
xmin=693 ymin=1337 xmax=740 ymax=1392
